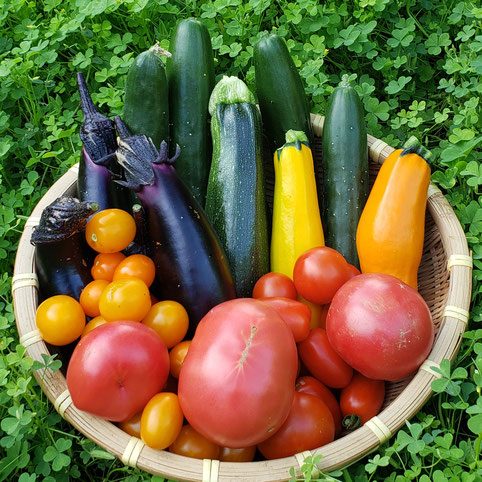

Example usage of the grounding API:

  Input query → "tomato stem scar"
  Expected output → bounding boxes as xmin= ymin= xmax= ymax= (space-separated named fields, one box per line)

xmin=238 ymin=325 xmax=258 ymax=367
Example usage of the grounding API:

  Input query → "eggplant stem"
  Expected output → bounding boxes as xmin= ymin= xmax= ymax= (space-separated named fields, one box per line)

xmin=115 ymin=116 xmax=131 ymax=139
xmin=77 ymin=72 xmax=98 ymax=118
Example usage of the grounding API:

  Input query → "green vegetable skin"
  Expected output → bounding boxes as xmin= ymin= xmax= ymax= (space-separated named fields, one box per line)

xmin=205 ymin=76 xmax=270 ymax=297
xmin=167 ymin=18 xmax=215 ymax=205
xmin=321 ymin=75 xmax=368 ymax=268
xmin=123 ymin=45 xmax=169 ymax=149
xmin=254 ymin=34 xmax=313 ymax=151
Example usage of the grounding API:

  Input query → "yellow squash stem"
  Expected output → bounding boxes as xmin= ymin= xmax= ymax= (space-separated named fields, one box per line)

xmin=270 ymin=130 xmax=325 ymax=279
xmin=356 ymin=138 xmax=431 ymax=290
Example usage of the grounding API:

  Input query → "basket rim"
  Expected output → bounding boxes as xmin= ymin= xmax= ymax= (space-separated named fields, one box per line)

xmin=12 ymin=113 xmax=473 ymax=482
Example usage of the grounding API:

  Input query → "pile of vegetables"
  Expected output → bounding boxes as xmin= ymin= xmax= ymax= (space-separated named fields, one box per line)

xmin=30 ymin=17 xmax=435 ymax=466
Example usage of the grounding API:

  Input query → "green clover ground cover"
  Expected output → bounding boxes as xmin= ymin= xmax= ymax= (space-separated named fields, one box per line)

xmin=0 ymin=0 xmax=481 ymax=480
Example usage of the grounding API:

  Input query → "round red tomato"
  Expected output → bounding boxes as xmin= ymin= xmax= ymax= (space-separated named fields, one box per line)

xmin=293 ymin=246 xmax=350 ymax=305
xmin=298 ymin=328 xmax=353 ymax=389
xmin=67 ymin=322 xmax=169 ymax=422
xmin=169 ymin=425 xmax=220 ymax=460
xmin=326 ymin=273 xmax=434 ymax=381
xmin=347 ymin=264 xmax=361 ymax=278
xmin=340 ymin=372 xmax=385 ymax=428
xmin=257 ymin=392 xmax=335 ymax=459
xmin=219 ymin=445 xmax=256 ymax=462
xmin=295 ymin=376 xmax=342 ymax=436
xmin=258 ymin=297 xmax=310 ymax=342
xmin=178 ymin=298 xmax=298 ymax=448
xmin=252 ymin=272 xmax=297 ymax=299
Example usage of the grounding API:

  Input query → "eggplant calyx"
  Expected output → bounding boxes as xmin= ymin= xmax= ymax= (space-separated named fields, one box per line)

xmin=153 ymin=141 xmax=180 ymax=165
xmin=31 ymin=196 xmax=99 ymax=245
xmin=114 ymin=116 xmax=158 ymax=191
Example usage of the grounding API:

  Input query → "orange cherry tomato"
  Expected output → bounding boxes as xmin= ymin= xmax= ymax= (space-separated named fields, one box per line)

xmin=99 ymin=278 xmax=151 ymax=322
xmin=219 ymin=446 xmax=256 ymax=462
xmin=252 ymin=272 xmax=297 ymax=299
xmin=142 ymin=301 xmax=189 ymax=348
xmin=118 ymin=411 xmax=142 ymax=438
xmin=113 ymin=254 xmax=156 ymax=288
xmin=169 ymin=425 xmax=220 ymax=460
xmin=79 ymin=279 xmax=109 ymax=317
xmin=81 ymin=316 xmax=109 ymax=338
xmin=140 ymin=393 xmax=184 ymax=450
xmin=169 ymin=340 xmax=191 ymax=379
xmin=91 ymin=252 xmax=126 ymax=281
xmin=36 ymin=295 xmax=85 ymax=345
xmin=86 ymin=209 xmax=136 ymax=253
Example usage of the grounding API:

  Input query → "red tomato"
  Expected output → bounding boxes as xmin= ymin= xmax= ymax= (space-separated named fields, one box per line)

xmin=298 ymin=328 xmax=353 ymax=389
xmin=258 ymin=297 xmax=310 ymax=342
xmin=66 ymin=322 xmax=169 ymax=422
xmin=295 ymin=376 xmax=342 ymax=436
xmin=340 ymin=372 xmax=385 ymax=428
xmin=257 ymin=392 xmax=335 ymax=459
xmin=293 ymin=246 xmax=350 ymax=305
xmin=169 ymin=425 xmax=220 ymax=460
xmin=347 ymin=264 xmax=361 ymax=278
xmin=319 ymin=304 xmax=330 ymax=329
xmin=326 ymin=273 xmax=434 ymax=381
xmin=219 ymin=446 xmax=256 ymax=462
xmin=140 ymin=393 xmax=184 ymax=450
xmin=252 ymin=272 xmax=297 ymax=299
xmin=178 ymin=298 xmax=298 ymax=448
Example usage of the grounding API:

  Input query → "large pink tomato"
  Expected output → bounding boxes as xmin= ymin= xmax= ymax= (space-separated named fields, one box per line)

xmin=178 ymin=298 xmax=298 ymax=448
xmin=326 ymin=273 xmax=434 ymax=381
xmin=67 ymin=322 xmax=169 ymax=422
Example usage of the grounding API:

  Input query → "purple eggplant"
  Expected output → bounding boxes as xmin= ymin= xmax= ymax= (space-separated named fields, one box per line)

xmin=115 ymin=116 xmax=235 ymax=336
xmin=77 ymin=73 xmax=136 ymax=211
xmin=31 ymin=196 xmax=98 ymax=301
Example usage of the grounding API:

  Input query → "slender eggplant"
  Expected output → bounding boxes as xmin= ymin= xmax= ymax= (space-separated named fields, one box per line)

xmin=114 ymin=117 xmax=236 ymax=336
xmin=31 ymin=196 xmax=98 ymax=301
xmin=77 ymin=72 xmax=135 ymax=212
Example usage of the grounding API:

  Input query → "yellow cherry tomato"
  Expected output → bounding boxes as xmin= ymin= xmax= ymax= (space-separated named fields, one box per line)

xmin=142 ymin=301 xmax=189 ymax=348
xmin=99 ymin=278 xmax=151 ymax=322
xmin=36 ymin=295 xmax=85 ymax=345
xmin=79 ymin=280 xmax=109 ymax=317
xmin=169 ymin=340 xmax=191 ymax=379
xmin=140 ymin=393 xmax=184 ymax=450
xmin=113 ymin=254 xmax=156 ymax=288
xmin=91 ymin=252 xmax=126 ymax=281
xmin=118 ymin=411 xmax=142 ymax=438
xmin=85 ymin=209 xmax=136 ymax=253
xmin=81 ymin=316 xmax=109 ymax=338
xmin=169 ymin=425 xmax=220 ymax=460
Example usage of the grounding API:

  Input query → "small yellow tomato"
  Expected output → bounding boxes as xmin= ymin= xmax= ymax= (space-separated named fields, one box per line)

xmin=36 ymin=295 xmax=85 ymax=345
xmin=113 ymin=254 xmax=156 ymax=288
xmin=79 ymin=279 xmax=109 ymax=317
xmin=99 ymin=278 xmax=151 ymax=322
xmin=118 ymin=410 xmax=142 ymax=438
xmin=169 ymin=425 xmax=220 ymax=460
xmin=169 ymin=340 xmax=191 ymax=379
xmin=142 ymin=301 xmax=189 ymax=348
xmin=140 ymin=393 xmax=184 ymax=450
xmin=81 ymin=316 xmax=109 ymax=338
xmin=85 ymin=209 xmax=136 ymax=253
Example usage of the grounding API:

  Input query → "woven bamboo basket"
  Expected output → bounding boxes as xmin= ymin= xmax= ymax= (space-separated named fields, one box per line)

xmin=13 ymin=113 xmax=472 ymax=482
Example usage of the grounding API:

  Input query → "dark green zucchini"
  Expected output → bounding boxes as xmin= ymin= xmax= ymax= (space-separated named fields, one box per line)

xmin=254 ymin=34 xmax=313 ymax=151
xmin=205 ymin=76 xmax=269 ymax=297
xmin=123 ymin=45 xmax=169 ymax=149
xmin=167 ymin=18 xmax=215 ymax=205
xmin=321 ymin=75 xmax=368 ymax=268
